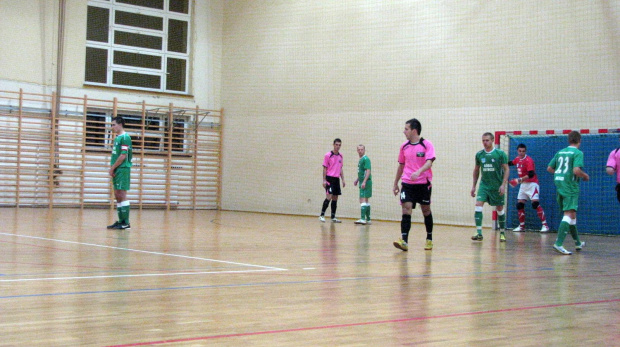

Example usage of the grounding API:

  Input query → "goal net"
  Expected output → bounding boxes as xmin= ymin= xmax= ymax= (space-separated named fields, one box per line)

xmin=497 ymin=129 xmax=620 ymax=235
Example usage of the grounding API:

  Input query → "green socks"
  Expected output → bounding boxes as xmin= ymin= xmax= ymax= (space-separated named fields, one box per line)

xmin=555 ymin=221 xmax=570 ymax=246
xmin=360 ymin=203 xmax=371 ymax=221
xmin=117 ymin=201 xmax=131 ymax=224
xmin=475 ymin=210 xmax=483 ymax=234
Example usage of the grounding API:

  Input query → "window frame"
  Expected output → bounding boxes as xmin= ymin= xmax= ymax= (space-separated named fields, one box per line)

xmin=85 ymin=109 xmax=190 ymax=155
xmin=85 ymin=0 xmax=191 ymax=94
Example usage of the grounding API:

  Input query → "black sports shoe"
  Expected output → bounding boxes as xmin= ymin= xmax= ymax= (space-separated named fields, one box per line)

xmin=107 ymin=221 xmax=120 ymax=229
xmin=118 ymin=223 xmax=131 ymax=230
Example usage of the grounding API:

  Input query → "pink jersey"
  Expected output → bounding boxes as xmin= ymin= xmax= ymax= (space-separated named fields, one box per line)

xmin=398 ymin=139 xmax=435 ymax=184
xmin=511 ymin=155 xmax=539 ymax=184
xmin=607 ymin=147 xmax=620 ymax=183
xmin=323 ymin=151 xmax=343 ymax=178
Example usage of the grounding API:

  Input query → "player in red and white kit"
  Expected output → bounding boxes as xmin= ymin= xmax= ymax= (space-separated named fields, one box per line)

xmin=508 ymin=143 xmax=550 ymax=232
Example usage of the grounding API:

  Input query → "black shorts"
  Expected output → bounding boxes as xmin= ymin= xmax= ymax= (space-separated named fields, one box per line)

xmin=616 ymin=183 xmax=620 ymax=203
xmin=325 ymin=176 xmax=342 ymax=196
xmin=400 ymin=182 xmax=432 ymax=208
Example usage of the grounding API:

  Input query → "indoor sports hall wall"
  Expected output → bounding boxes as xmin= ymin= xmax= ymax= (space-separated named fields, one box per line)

xmin=220 ymin=1 xmax=620 ymax=227
xmin=0 ymin=1 xmax=225 ymax=209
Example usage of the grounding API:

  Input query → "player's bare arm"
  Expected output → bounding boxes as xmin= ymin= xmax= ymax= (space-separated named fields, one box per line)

xmin=394 ymin=163 xmax=404 ymax=195
xmin=410 ymin=159 xmax=433 ymax=181
xmin=322 ymin=167 xmax=328 ymax=188
xmin=361 ymin=169 xmax=370 ymax=189
xmin=499 ymin=163 xmax=509 ymax=195
xmin=471 ymin=165 xmax=480 ymax=197
xmin=573 ymin=167 xmax=589 ymax=181
xmin=606 ymin=166 xmax=615 ymax=176
xmin=109 ymin=153 xmax=126 ymax=177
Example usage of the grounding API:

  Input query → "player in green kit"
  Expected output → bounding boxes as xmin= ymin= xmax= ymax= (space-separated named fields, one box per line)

xmin=107 ymin=116 xmax=133 ymax=230
xmin=471 ymin=132 xmax=510 ymax=242
xmin=547 ymin=131 xmax=589 ymax=255
xmin=353 ymin=144 xmax=372 ymax=225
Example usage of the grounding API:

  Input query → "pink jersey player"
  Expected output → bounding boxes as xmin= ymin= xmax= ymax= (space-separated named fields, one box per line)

xmin=398 ymin=140 xmax=435 ymax=185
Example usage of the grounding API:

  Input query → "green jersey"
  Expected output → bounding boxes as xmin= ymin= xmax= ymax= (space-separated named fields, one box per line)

xmin=358 ymin=155 xmax=372 ymax=183
xmin=548 ymin=146 xmax=584 ymax=196
xmin=475 ymin=148 xmax=508 ymax=189
xmin=111 ymin=132 xmax=133 ymax=168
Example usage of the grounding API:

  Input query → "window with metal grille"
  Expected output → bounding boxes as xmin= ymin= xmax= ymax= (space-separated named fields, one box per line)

xmin=86 ymin=111 xmax=189 ymax=154
xmin=85 ymin=0 xmax=190 ymax=94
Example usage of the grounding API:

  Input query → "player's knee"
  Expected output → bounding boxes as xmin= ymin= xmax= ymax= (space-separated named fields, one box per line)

xmin=516 ymin=202 xmax=525 ymax=210
xmin=531 ymin=201 xmax=540 ymax=209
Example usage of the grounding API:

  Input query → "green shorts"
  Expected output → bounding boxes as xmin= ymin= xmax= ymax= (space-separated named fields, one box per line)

xmin=476 ymin=184 xmax=504 ymax=206
xmin=556 ymin=193 xmax=578 ymax=212
xmin=113 ymin=167 xmax=131 ymax=191
xmin=359 ymin=182 xmax=372 ymax=198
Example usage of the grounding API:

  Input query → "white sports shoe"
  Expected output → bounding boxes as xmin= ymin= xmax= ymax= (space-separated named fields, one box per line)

xmin=540 ymin=225 xmax=550 ymax=232
xmin=553 ymin=244 xmax=572 ymax=255
xmin=319 ymin=215 xmax=325 ymax=222
xmin=354 ymin=219 xmax=366 ymax=225
xmin=365 ymin=220 xmax=372 ymax=225
xmin=576 ymin=241 xmax=585 ymax=251
xmin=331 ymin=218 xmax=342 ymax=223
xmin=513 ymin=225 xmax=524 ymax=232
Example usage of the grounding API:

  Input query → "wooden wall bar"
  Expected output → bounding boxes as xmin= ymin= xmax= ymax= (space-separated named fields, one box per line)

xmin=0 ymin=89 xmax=222 ymax=210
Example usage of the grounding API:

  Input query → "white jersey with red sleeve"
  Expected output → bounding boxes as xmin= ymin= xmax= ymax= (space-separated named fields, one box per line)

xmin=512 ymin=155 xmax=539 ymax=184
xmin=398 ymin=138 xmax=436 ymax=185
xmin=323 ymin=151 xmax=343 ymax=178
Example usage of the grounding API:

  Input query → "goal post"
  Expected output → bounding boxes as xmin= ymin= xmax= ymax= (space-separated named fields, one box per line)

xmin=495 ymin=129 xmax=620 ymax=235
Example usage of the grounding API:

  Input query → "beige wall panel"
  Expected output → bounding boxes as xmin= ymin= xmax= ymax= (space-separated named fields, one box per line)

xmin=0 ymin=0 xmax=223 ymax=110
xmin=221 ymin=0 xmax=620 ymax=226
xmin=0 ymin=1 xmax=56 ymax=85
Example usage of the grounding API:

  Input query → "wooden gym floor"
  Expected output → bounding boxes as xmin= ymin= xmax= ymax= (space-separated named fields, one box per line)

xmin=0 ymin=208 xmax=619 ymax=346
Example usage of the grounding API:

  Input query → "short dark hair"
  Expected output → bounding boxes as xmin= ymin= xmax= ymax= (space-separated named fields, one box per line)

xmin=482 ymin=132 xmax=494 ymax=140
xmin=406 ymin=118 xmax=421 ymax=135
xmin=113 ymin=116 xmax=125 ymax=127
xmin=333 ymin=138 xmax=341 ymax=144
xmin=517 ymin=143 xmax=527 ymax=150
xmin=568 ymin=131 xmax=581 ymax=145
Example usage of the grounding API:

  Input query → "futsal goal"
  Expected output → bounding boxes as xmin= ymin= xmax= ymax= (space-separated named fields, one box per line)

xmin=496 ymin=129 xmax=620 ymax=235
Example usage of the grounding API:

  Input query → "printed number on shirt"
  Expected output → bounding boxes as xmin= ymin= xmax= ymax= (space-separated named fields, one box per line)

xmin=400 ymin=191 xmax=406 ymax=200
xmin=554 ymin=156 xmax=570 ymax=174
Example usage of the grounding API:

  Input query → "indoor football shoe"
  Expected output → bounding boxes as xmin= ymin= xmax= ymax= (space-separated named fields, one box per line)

xmin=540 ymin=225 xmax=550 ymax=232
xmin=107 ymin=221 xmax=120 ymax=229
xmin=393 ymin=238 xmax=408 ymax=251
xmin=471 ymin=234 xmax=483 ymax=241
xmin=575 ymin=241 xmax=585 ymax=251
xmin=354 ymin=219 xmax=366 ymax=225
xmin=424 ymin=239 xmax=433 ymax=250
xmin=553 ymin=244 xmax=572 ymax=255
xmin=513 ymin=225 xmax=524 ymax=232
xmin=331 ymin=218 xmax=342 ymax=223
xmin=114 ymin=223 xmax=130 ymax=230
xmin=500 ymin=233 xmax=506 ymax=242
xmin=365 ymin=220 xmax=372 ymax=225
xmin=319 ymin=215 xmax=325 ymax=222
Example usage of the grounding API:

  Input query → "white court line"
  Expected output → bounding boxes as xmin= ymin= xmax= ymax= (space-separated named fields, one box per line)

xmin=0 ymin=232 xmax=287 ymax=281
xmin=0 ymin=269 xmax=283 ymax=283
